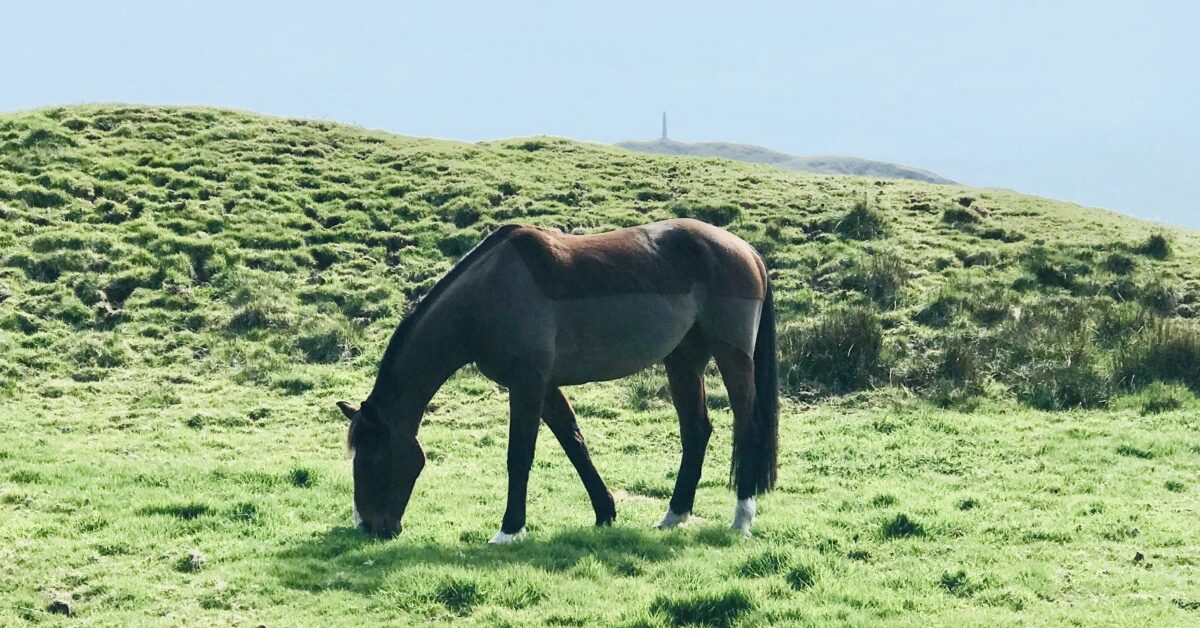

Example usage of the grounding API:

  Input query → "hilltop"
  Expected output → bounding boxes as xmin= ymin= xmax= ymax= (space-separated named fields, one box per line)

xmin=2 ymin=105 xmax=1200 ymax=624
xmin=617 ymin=138 xmax=956 ymax=184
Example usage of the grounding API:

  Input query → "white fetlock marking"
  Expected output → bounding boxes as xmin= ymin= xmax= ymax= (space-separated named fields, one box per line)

xmin=732 ymin=497 xmax=756 ymax=536
xmin=655 ymin=510 xmax=691 ymax=529
xmin=351 ymin=451 xmax=363 ymax=528
xmin=488 ymin=527 xmax=527 ymax=544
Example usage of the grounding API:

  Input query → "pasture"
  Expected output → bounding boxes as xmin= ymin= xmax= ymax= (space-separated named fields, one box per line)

xmin=2 ymin=105 xmax=1199 ymax=625
xmin=3 ymin=371 xmax=1198 ymax=625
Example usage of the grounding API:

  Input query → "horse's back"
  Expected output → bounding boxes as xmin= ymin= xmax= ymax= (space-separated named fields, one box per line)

xmin=465 ymin=219 xmax=766 ymax=385
xmin=503 ymin=218 xmax=766 ymax=301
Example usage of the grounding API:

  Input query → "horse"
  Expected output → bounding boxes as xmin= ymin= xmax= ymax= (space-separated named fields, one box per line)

xmin=336 ymin=218 xmax=778 ymax=543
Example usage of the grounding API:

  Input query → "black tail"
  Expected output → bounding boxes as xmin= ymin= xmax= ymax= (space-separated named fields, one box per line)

xmin=732 ymin=281 xmax=779 ymax=497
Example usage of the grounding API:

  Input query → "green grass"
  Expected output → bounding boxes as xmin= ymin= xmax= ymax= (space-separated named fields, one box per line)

xmin=3 ymin=376 xmax=1198 ymax=624
xmin=3 ymin=105 xmax=1200 ymax=406
xmin=1 ymin=104 xmax=1200 ymax=624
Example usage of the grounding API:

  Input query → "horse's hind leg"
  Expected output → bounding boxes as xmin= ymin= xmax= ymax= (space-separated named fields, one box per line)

xmin=542 ymin=387 xmax=617 ymax=526
xmin=713 ymin=342 xmax=757 ymax=536
xmin=657 ymin=330 xmax=712 ymax=529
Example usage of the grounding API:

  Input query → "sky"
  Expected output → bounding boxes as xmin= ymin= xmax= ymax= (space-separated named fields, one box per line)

xmin=2 ymin=1 xmax=1197 ymax=227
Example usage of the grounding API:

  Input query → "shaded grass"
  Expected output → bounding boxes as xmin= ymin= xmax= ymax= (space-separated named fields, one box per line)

xmin=649 ymin=588 xmax=757 ymax=627
xmin=433 ymin=576 xmax=484 ymax=616
xmin=736 ymin=549 xmax=793 ymax=578
xmin=881 ymin=513 xmax=925 ymax=539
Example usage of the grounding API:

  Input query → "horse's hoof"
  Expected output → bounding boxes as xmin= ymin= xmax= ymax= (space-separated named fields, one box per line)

xmin=488 ymin=528 xmax=526 ymax=544
xmin=731 ymin=497 xmax=755 ymax=537
xmin=654 ymin=510 xmax=690 ymax=529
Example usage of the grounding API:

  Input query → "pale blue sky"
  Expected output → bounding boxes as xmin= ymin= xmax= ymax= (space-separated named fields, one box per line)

xmin=2 ymin=1 xmax=1197 ymax=227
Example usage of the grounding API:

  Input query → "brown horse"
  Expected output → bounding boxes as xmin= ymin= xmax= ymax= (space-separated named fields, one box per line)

xmin=336 ymin=218 xmax=778 ymax=542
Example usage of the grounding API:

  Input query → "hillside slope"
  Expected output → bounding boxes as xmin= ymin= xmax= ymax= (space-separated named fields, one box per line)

xmin=1 ymin=105 xmax=1197 ymax=407
xmin=2 ymin=106 xmax=1200 ymax=625
xmin=617 ymin=138 xmax=956 ymax=184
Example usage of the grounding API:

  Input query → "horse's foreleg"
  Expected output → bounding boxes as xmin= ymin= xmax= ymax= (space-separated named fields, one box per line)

xmin=657 ymin=335 xmax=712 ymax=529
xmin=542 ymin=388 xmax=616 ymax=526
xmin=490 ymin=375 xmax=546 ymax=544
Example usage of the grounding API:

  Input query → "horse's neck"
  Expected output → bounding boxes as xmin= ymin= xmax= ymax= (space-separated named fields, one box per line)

xmin=370 ymin=307 xmax=468 ymax=430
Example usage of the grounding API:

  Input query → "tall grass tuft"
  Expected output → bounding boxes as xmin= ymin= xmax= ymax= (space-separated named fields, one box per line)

xmin=434 ymin=577 xmax=485 ymax=616
xmin=984 ymin=300 xmax=1110 ymax=409
xmin=780 ymin=306 xmax=883 ymax=395
xmin=625 ymin=369 xmax=671 ymax=411
xmin=296 ymin=316 xmax=362 ymax=364
xmin=841 ymin=252 xmax=908 ymax=309
xmin=1126 ymin=381 xmax=1191 ymax=415
xmin=649 ymin=588 xmax=757 ymax=627
xmin=1138 ymin=278 xmax=1181 ymax=315
xmin=882 ymin=513 xmax=925 ymax=539
xmin=222 ymin=269 xmax=297 ymax=333
xmin=941 ymin=206 xmax=979 ymax=226
xmin=937 ymin=333 xmax=985 ymax=389
xmin=1115 ymin=320 xmax=1200 ymax=390
xmin=1104 ymin=252 xmax=1136 ymax=275
xmin=833 ymin=199 xmax=888 ymax=240
xmin=736 ymin=550 xmax=793 ymax=578
xmin=1136 ymin=233 xmax=1171 ymax=260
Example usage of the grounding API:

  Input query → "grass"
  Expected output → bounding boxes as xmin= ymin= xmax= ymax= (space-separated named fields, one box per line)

xmin=649 ymin=588 xmax=757 ymax=626
xmin=4 ymin=381 xmax=1198 ymax=624
xmin=1 ymin=104 xmax=1200 ymax=624
xmin=779 ymin=306 xmax=883 ymax=396
xmin=3 ymin=105 xmax=1200 ymax=406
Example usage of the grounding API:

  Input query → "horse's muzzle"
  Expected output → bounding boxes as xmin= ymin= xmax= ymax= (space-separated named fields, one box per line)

xmin=359 ymin=519 xmax=401 ymax=539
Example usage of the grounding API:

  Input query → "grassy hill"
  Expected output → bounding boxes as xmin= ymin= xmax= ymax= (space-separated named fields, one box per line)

xmin=2 ymin=104 xmax=1198 ymax=408
xmin=2 ymin=105 xmax=1199 ymax=625
xmin=617 ymin=138 xmax=956 ymax=184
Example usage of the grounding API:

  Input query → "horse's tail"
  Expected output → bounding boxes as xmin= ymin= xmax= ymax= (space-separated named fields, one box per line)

xmin=732 ymin=280 xmax=779 ymax=497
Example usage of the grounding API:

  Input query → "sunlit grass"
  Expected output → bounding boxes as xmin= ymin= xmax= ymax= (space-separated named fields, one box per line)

xmin=2 ymin=371 xmax=1198 ymax=624
xmin=2 ymin=104 xmax=1200 ymax=624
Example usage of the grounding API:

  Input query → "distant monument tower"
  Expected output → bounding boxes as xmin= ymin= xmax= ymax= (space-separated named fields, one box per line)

xmin=661 ymin=112 xmax=668 ymax=140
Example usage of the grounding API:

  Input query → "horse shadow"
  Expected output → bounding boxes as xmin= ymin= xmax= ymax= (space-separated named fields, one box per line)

xmin=273 ymin=523 xmax=739 ymax=595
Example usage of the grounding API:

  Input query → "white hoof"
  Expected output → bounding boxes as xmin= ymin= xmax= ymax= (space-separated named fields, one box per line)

xmin=732 ymin=497 xmax=755 ymax=537
xmin=488 ymin=528 xmax=527 ymax=544
xmin=655 ymin=510 xmax=691 ymax=529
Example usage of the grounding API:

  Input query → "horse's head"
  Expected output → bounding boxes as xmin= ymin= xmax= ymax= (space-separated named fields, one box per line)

xmin=338 ymin=400 xmax=425 ymax=539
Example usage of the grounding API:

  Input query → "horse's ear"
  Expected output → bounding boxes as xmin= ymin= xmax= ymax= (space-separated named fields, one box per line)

xmin=336 ymin=401 xmax=358 ymax=421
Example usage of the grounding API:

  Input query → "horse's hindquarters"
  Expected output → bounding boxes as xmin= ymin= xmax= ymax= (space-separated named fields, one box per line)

xmin=699 ymin=296 xmax=763 ymax=357
xmin=550 ymin=292 xmax=699 ymax=385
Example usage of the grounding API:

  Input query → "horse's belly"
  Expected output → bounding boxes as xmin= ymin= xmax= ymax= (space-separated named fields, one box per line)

xmin=550 ymin=293 xmax=698 ymax=385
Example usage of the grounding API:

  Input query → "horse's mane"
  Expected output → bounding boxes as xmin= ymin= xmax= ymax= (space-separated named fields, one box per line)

xmin=367 ymin=223 xmax=520 ymax=400
xmin=350 ymin=224 xmax=520 ymax=449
